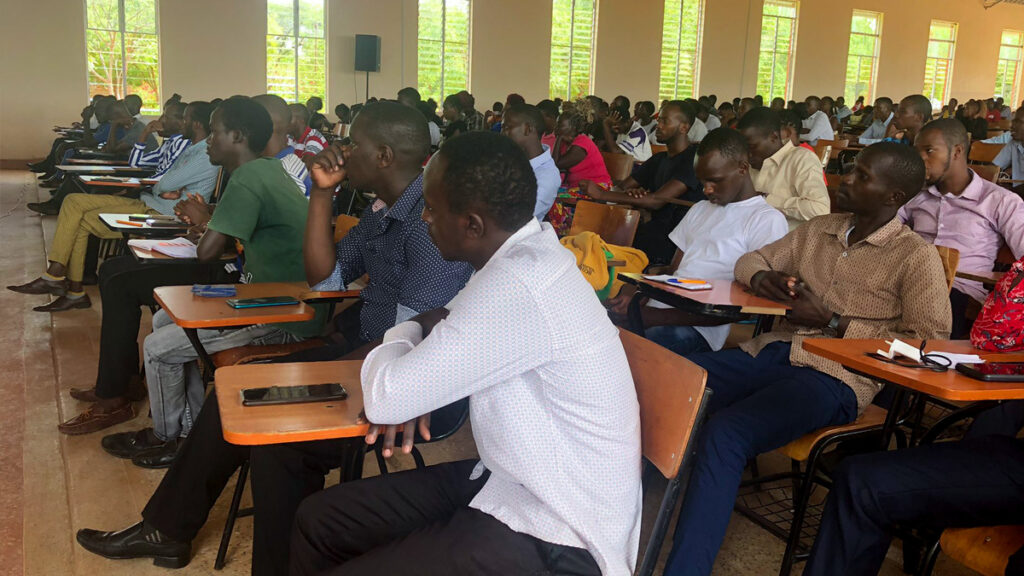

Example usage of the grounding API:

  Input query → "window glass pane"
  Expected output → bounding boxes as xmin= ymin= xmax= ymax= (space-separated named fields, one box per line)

xmin=298 ymin=0 xmax=323 ymax=38
xmin=124 ymin=0 xmax=157 ymax=34
xmin=87 ymin=28 xmax=124 ymax=99
xmin=417 ymin=0 xmax=471 ymax=104
xmin=844 ymin=11 xmax=880 ymax=103
xmin=658 ymin=0 xmax=704 ymax=100
xmin=87 ymin=0 xmax=120 ymax=31
xmin=268 ymin=0 xmax=295 ymax=36
xmin=267 ymin=0 xmax=324 ymax=103
xmin=86 ymin=0 xmax=161 ymax=111
xmin=549 ymin=0 xmax=595 ymax=100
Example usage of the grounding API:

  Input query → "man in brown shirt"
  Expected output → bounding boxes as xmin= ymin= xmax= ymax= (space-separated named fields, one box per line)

xmin=661 ymin=142 xmax=952 ymax=576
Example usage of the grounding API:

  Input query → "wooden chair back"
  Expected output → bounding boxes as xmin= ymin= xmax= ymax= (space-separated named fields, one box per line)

xmin=935 ymin=245 xmax=960 ymax=292
xmin=601 ymin=151 xmax=634 ymax=183
xmin=939 ymin=525 xmax=1024 ymax=576
xmin=968 ymin=142 xmax=1004 ymax=164
xmin=333 ymin=214 xmax=360 ymax=244
xmin=210 ymin=167 xmax=227 ymax=204
xmin=825 ymin=173 xmax=842 ymax=213
xmin=813 ymin=143 xmax=832 ymax=169
xmin=569 ymin=200 xmax=641 ymax=247
xmin=973 ymin=164 xmax=1000 ymax=183
xmin=996 ymin=118 xmax=1012 ymax=131
xmin=650 ymin=143 xmax=668 ymax=155
xmin=620 ymin=329 xmax=708 ymax=479
xmin=816 ymin=138 xmax=849 ymax=160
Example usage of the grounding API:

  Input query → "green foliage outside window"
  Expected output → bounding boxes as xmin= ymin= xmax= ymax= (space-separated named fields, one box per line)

xmin=843 ymin=10 xmax=882 ymax=104
xmin=995 ymin=30 xmax=1024 ymax=103
xmin=923 ymin=21 xmax=957 ymax=109
xmin=659 ymin=0 xmax=704 ymax=101
xmin=417 ymin=0 xmax=471 ymax=105
xmin=86 ymin=0 xmax=160 ymax=113
xmin=756 ymin=0 xmax=798 ymax=102
xmin=267 ymin=0 xmax=326 ymax=104
xmin=549 ymin=0 xmax=596 ymax=101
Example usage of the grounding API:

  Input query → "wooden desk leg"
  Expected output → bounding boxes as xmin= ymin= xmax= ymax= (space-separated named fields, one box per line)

xmin=184 ymin=327 xmax=216 ymax=382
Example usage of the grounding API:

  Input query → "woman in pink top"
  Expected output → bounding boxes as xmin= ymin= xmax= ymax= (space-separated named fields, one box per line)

xmin=552 ymin=113 xmax=612 ymax=189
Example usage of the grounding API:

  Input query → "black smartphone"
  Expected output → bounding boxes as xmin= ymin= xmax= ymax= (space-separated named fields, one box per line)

xmin=226 ymin=296 xmax=299 ymax=309
xmin=955 ymin=362 xmax=1024 ymax=382
xmin=146 ymin=219 xmax=188 ymax=228
xmin=241 ymin=383 xmax=348 ymax=406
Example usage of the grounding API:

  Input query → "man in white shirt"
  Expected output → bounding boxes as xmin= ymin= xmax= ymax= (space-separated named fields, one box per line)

xmin=601 ymin=106 xmax=653 ymax=162
xmin=739 ymin=107 xmax=831 ymax=229
xmin=290 ymin=131 xmax=643 ymax=576
xmin=858 ymin=97 xmax=895 ymax=145
xmin=502 ymin=104 xmax=562 ymax=219
xmin=608 ymin=128 xmax=788 ymax=355
xmin=702 ymin=104 xmax=722 ymax=131
xmin=800 ymin=96 xmax=834 ymax=146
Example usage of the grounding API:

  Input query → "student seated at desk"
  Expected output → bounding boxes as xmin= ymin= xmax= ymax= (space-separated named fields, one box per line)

xmin=598 ymin=106 xmax=652 ymax=162
xmin=253 ymin=94 xmax=312 ymax=196
xmin=882 ymin=94 xmax=931 ymax=146
xmin=287 ymin=102 xmax=328 ymax=161
xmin=660 ymin=142 xmax=951 ymax=576
xmin=994 ymin=109 xmax=1024 ymax=184
xmin=289 ymin=130 xmax=642 ymax=576
xmin=501 ymin=104 xmax=562 ymax=220
xmin=859 ymin=97 xmax=895 ymax=145
xmin=538 ymin=98 xmax=560 ymax=150
xmin=582 ymin=100 xmax=703 ymax=266
xmin=8 ymin=101 xmax=220 ymax=313
xmin=778 ymin=109 xmax=818 ymax=154
xmin=959 ymin=99 xmax=990 ymax=142
xmin=738 ymin=107 xmax=831 ymax=230
xmin=28 ymin=94 xmax=113 ymax=175
xmin=901 ymin=119 xmax=1024 ymax=338
xmin=607 ymin=128 xmax=788 ymax=355
xmin=76 ymin=102 xmax=472 ymax=574
xmin=99 ymin=96 xmax=322 ymax=463
xmin=799 ymin=96 xmax=834 ymax=146
xmin=551 ymin=107 xmax=613 ymax=189
xmin=803 ymin=405 xmax=1024 ymax=576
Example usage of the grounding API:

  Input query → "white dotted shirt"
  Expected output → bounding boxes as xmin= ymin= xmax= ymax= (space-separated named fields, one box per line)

xmin=361 ymin=218 xmax=643 ymax=575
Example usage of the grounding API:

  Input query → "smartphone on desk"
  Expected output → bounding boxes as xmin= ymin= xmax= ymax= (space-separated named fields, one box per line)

xmin=225 ymin=296 xmax=299 ymax=309
xmin=147 ymin=219 xmax=188 ymax=228
xmin=955 ymin=362 xmax=1024 ymax=382
xmin=241 ymin=383 xmax=348 ymax=406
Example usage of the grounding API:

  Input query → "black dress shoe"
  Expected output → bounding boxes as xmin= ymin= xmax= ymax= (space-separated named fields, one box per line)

xmin=7 ymin=276 xmax=66 ymax=296
xmin=38 ymin=176 xmax=62 ymax=189
xmin=27 ymin=201 xmax=59 ymax=216
xmin=28 ymin=162 xmax=50 ymax=173
xmin=132 ymin=439 xmax=182 ymax=469
xmin=102 ymin=427 xmax=166 ymax=459
xmin=76 ymin=522 xmax=191 ymax=568
xmin=33 ymin=294 xmax=91 ymax=312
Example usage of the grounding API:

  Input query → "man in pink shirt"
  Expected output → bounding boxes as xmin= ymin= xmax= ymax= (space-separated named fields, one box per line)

xmin=900 ymin=118 xmax=1024 ymax=337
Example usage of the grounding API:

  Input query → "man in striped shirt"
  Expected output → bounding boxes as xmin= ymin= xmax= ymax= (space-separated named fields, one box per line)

xmin=254 ymin=95 xmax=312 ymax=196
xmin=288 ymin=103 xmax=328 ymax=162
xmin=128 ymin=101 xmax=191 ymax=175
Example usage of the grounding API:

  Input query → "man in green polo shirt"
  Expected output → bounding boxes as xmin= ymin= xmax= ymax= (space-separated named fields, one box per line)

xmin=100 ymin=96 xmax=324 ymax=466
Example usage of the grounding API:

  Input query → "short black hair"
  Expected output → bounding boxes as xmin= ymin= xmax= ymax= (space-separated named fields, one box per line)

xmin=919 ymin=118 xmax=969 ymax=150
xmin=165 ymin=100 xmax=187 ymax=120
xmin=443 ymin=93 xmax=466 ymax=113
xmin=398 ymin=87 xmax=421 ymax=102
xmin=697 ymin=127 xmax=749 ymax=163
xmin=537 ymin=99 xmax=560 ymax=119
xmin=662 ymin=100 xmax=693 ymax=125
xmin=252 ymin=94 xmax=291 ymax=129
xmin=289 ymin=103 xmax=311 ymax=125
xmin=217 ymin=96 xmax=273 ymax=154
xmin=335 ymin=103 xmax=351 ymax=123
xmin=356 ymin=101 xmax=431 ymax=165
xmin=638 ymin=101 xmax=656 ymax=116
xmin=874 ymin=97 xmax=893 ymax=109
xmin=901 ymin=95 xmax=933 ymax=121
xmin=186 ymin=101 xmax=213 ymax=133
xmin=306 ymin=96 xmax=323 ymax=110
xmin=862 ymin=142 xmax=926 ymax=199
xmin=438 ymin=131 xmax=536 ymax=232
xmin=504 ymin=104 xmax=545 ymax=136
xmin=777 ymin=109 xmax=801 ymax=129
xmin=611 ymin=106 xmax=631 ymax=123
xmin=737 ymin=107 xmax=781 ymax=135
xmin=614 ymin=95 xmax=631 ymax=109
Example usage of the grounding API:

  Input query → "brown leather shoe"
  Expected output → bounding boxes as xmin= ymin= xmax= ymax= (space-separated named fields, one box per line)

xmin=69 ymin=387 xmax=100 ymax=402
xmin=70 ymin=375 xmax=146 ymax=403
xmin=34 ymin=294 xmax=91 ymax=312
xmin=58 ymin=403 xmax=136 ymax=436
xmin=7 ymin=276 xmax=67 ymax=296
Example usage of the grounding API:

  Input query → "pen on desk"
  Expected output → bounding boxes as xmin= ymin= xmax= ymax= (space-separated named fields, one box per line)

xmin=116 ymin=219 xmax=144 ymax=227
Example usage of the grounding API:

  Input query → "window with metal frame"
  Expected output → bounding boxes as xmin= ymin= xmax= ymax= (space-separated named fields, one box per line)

xmin=658 ymin=0 xmax=705 ymax=101
xmin=923 ymin=20 xmax=958 ymax=111
xmin=755 ymin=0 xmax=799 ymax=102
xmin=996 ymin=30 xmax=1024 ymax=104
xmin=85 ymin=0 xmax=161 ymax=113
xmin=417 ymin=0 xmax=472 ymax=104
xmin=267 ymin=0 xmax=326 ymax=104
xmin=549 ymin=0 xmax=597 ymax=101
xmin=844 ymin=10 xmax=882 ymax=104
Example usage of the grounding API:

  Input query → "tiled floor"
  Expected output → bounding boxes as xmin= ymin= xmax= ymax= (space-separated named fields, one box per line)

xmin=0 ymin=168 xmax=978 ymax=575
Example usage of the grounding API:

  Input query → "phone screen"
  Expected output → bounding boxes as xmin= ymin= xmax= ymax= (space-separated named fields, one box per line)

xmin=226 ymin=296 xmax=299 ymax=309
xmin=241 ymin=383 xmax=347 ymax=406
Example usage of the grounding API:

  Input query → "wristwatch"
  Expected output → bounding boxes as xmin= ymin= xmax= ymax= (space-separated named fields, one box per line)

xmin=823 ymin=313 xmax=842 ymax=337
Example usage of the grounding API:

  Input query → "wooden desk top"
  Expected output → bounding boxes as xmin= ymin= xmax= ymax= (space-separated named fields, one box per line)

xmin=802 ymin=339 xmax=1024 ymax=401
xmin=153 ymin=282 xmax=316 ymax=329
xmin=215 ymin=361 xmax=369 ymax=445
xmin=619 ymin=272 xmax=790 ymax=316
xmin=129 ymin=244 xmax=236 ymax=263
xmin=68 ymin=158 xmax=129 ymax=166
xmin=100 ymin=213 xmax=189 ymax=234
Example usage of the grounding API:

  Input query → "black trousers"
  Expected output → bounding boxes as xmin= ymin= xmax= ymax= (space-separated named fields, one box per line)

xmin=949 ymin=288 xmax=974 ymax=340
xmin=94 ymin=256 xmax=235 ymax=399
xmin=290 ymin=459 xmax=601 ymax=576
xmin=804 ymin=433 xmax=1024 ymax=575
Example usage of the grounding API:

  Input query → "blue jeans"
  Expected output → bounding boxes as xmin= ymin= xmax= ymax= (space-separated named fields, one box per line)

xmin=644 ymin=325 xmax=712 ymax=356
xmin=664 ymin=342 xmax=858 ymax=576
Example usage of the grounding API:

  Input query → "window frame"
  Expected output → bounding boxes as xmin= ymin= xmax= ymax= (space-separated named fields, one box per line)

xmin=417 ymin=0 xmax=473 ymax=104
xmin=548 ymin=0 xmax=599 ymax=101
xmin=658 ymin=0 xmax=706 ymax=101
xmin=84 ymin=0 xmax=162 ymax=113
xmin=923 ymin=19 xmax=958 ymax=108
xmin=756 ymin=0 xmax=799 ymax=102
xmin=266 ymin=0 xmax=328 ymax=104
xmin=843 ymin=9 xmax=882 ymax=104
xmin=995 ymin=29 xmax=1024 ymax=104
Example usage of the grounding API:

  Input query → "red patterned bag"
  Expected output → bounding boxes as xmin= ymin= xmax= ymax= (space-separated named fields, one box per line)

xmin=971 ymin=257 xmax=1024 ymax=351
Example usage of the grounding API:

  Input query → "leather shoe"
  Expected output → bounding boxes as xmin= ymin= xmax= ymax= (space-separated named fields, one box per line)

xmin=69 ymin=387 xmax=100 ymax=402
xmin=34 ymin=294 xmax=91 ymax=312
xmin=38 ymin=176 xmax=62 ymax=189
xmin=7 ymin=276 xmax=66 ymax=296
xmin=58 ymin=403 xmax=135 ymax=435
xmin=28 ymin=161 xmax=50 ymax=173
xmin=102 ymin=427 xmax=166 ymax=459
xmin=27 ymin=201 xmax=59 ymax=216
xmin=71 ymin=376 xmax=146 ymax=403
xmin=132 ymin=439 xmax=182 ymax=469
xmin=76 ymin=522 xmax=190 ymax=568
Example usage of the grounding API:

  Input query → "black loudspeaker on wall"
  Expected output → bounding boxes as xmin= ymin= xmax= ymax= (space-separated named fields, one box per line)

xmin=355 ymin=34 xmax=381 ymax=72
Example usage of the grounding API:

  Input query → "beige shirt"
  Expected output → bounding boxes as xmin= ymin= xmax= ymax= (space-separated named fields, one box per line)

xmin=734 ymin=214 xmax=952 ymax=412
xmin=750 ymin=141 xmax=831 ymax=230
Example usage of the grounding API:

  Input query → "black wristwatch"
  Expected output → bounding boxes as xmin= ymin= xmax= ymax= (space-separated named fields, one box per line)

xmin=823 ymin=313 xmax=842 ymax=337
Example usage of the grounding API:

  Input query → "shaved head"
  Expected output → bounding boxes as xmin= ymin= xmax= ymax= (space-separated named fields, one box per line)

xmin=252 ymin=94 xmax=291 ymax=131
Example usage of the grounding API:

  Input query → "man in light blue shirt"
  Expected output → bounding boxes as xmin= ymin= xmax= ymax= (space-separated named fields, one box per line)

xmin=502 ymin=104 xmax=562 ymax=220
xmin=993 ymin=110 xmax=1024 ymax=181
xmin=858 ymin=97 xmax=895 ymax=145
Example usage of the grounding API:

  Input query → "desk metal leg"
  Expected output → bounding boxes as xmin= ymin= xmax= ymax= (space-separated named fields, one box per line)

xmin=626 ymin=293 xmax=646 ymax=336
xmin=339 ymin=438 xmax=366 ymax=483
xmin=184 ymin=327 xmax=216 ymax=382
xmin=752 ymin=315 xmax=774 ymax=338
xmin=880 ymin=387 xmax=908 ymax=451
